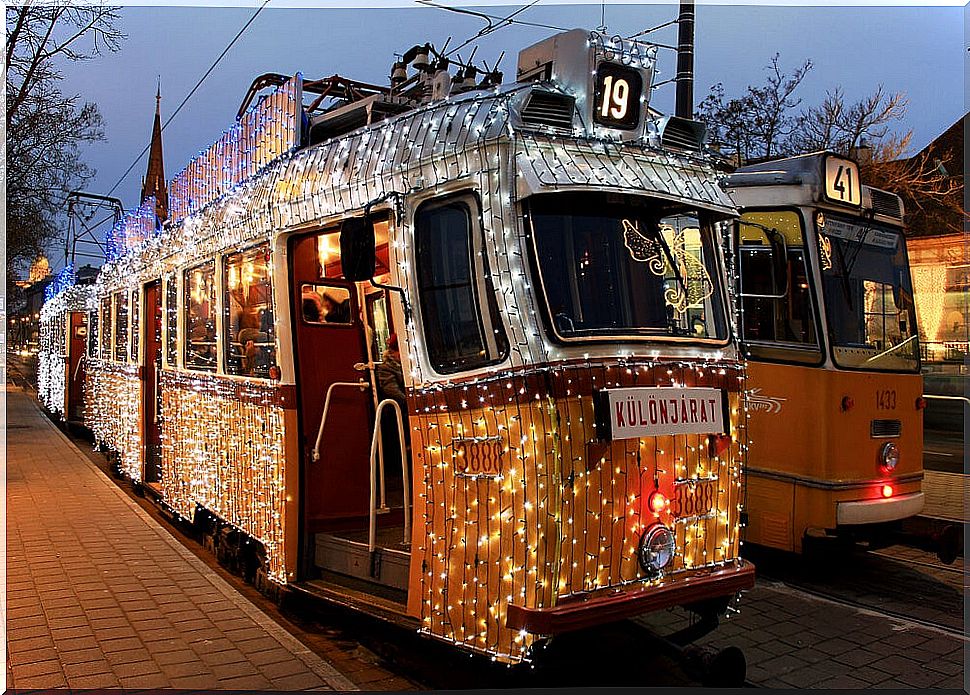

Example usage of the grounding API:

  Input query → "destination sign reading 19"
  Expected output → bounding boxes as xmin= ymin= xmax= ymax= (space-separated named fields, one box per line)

xmin=593 ymin=62 xmax=643 ymax=129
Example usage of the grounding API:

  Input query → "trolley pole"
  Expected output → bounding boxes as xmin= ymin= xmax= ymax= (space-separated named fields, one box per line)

xmin=675 ymin=0 xmax=695 ymax=119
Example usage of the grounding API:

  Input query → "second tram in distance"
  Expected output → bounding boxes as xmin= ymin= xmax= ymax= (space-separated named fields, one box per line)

xmin=74 ymin=28 xmax=754 ymax=663
xmin=723 ymin=152 xmax=924 ymax=553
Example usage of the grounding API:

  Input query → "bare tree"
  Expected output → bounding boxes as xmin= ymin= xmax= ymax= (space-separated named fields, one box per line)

xmin=791 ymin=85 xmax=908 ymax=155
xmin=695 ymin=54 xmax=812 ymax=162
xmin=695 ymin=53 xmax=963 ymax=236
xmin=5 ymin=2 xmax=125 ymax=281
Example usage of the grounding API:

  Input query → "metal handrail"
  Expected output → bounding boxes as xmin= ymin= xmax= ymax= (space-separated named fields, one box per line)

xmin=312 ymin=380 xmax=371 ymax=462
xmin=368 ymin=398 xmax=410 ymax=553
xmin=923 ymin=394 xmax=970 ymax=406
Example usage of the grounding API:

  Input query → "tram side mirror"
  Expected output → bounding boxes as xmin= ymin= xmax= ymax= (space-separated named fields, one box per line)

xmin=340 ymin=216 xmax=376 ymax=282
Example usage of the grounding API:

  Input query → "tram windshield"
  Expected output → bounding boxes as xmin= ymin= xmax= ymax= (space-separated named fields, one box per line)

xmin=527 ymin=192 xmax=727 ymax=341
xmin=816 ymin=211 xmax=919 ymax=372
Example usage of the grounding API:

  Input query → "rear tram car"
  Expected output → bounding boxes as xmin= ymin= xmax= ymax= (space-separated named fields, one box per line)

xmin=38 ymin=267 xmax=92 ymax=427
xmin=80 ymin=29 xmax=754 ymax=662
xmin=723 ymin=152 xmax=923 ymax=553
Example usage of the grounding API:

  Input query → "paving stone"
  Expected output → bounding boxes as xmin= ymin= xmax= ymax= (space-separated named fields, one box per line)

xmin=924 ymin=656 xmax=965 ymax=677
xmin=63 ymin=659 xmax=114 ymax=679
xmin=816 ymin=673 xmax=872 ymax=688
xmin=259 ymin=658 xmax=311 ymax=680
xmin=269 ymin=671 xmax=329 ymax=689
xmin=896 ymin=664 xmax=950 ymax=688
xmin=9 ymin=646 xmax=62 ymax=666
xmin=776 ymin=663 xmax=833 ymax=688
xmin=66 ymin=673 xmax=122 ymax=688
xmin=118 ymin=672 xmax=172 ymax=689
xmin=8 ymin=659 xmax=63 ymax=679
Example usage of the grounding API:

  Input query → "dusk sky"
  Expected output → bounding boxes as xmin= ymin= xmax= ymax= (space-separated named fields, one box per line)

xmin=57 ymin=1 xmax=965 ymax=271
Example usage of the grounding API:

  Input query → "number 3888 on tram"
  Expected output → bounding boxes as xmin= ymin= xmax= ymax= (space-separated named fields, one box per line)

xmin=77 ymin=28 xmax=754 ymax=664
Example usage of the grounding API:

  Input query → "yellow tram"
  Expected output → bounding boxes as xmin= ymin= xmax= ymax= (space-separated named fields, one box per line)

xmin=723 ymin=152 xmax=923 ymax=553
xmin=73 ymin=29 xmax=754 ymax=663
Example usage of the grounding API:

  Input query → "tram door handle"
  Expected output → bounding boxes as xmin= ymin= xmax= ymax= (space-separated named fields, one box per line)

xmin=312 ymin=379 xmax=372 ymax=462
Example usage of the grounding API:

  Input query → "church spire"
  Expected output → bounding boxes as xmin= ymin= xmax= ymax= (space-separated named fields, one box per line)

xmin=141 ymin=79 xmax=168 ymax=223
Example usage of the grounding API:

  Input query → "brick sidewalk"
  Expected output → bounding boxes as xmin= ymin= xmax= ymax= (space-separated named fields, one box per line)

xmin=4 ymin=385 xmax=359 ymax=691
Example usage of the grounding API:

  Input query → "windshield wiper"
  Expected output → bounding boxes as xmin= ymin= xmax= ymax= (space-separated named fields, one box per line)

xmin=831 ymin=238 xmax=855 ymax=312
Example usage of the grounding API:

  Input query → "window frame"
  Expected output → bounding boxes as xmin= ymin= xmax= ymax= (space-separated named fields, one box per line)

xmin=524 ymin=193 xmax=732 ymax=347
xmin=222 ymin=242 xmax=277 ymax=379
xmin=413 ymin=192 xmax=509 ymax=375
xmin=815 ymin=209 xmax=920 ymax=374
xmin=164 ymin=272 xmax=179 ymax=369
xmin=183 ymin=259 xmax=218 ymax=373
xmin=735 ymin=206 xmax=825 ymax=368
xmin=130 ymin=287 xmax=140 ymax=365
xmin=113 ymin=291 xmax=129 ymax=363
xmin=100 ymin=296 xmax=112 ymax=360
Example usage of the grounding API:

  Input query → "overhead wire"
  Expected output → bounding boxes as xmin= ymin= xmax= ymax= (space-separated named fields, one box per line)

xmin=103 ymin=0 xmax=273 ymax=201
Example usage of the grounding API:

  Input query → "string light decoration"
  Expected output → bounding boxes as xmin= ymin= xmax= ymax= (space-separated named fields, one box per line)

xmin=168 ymin=75 xmax=302 ymax=226
xmin=74 ymin=31 xmax=754 ymax=665
xmin=38 ymin=281 xmax=91 ymax=418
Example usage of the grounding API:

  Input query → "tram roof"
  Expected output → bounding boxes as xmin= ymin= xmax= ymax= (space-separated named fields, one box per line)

xmin=95 ymin=80 xmax=735 ymax=289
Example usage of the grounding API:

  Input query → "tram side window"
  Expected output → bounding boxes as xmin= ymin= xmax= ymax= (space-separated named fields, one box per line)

xmin=100 ymin=297 xmax=111 ymax=359
xmin=224 ymin=244 xmax=276 ymax=378
xmin=184 ymin=261 xmax=217 ymax=372
xmin=130 ymin=289 xmax=140 ymax=363
xmin=165 ymin=274 xmax=178 ymax=368
xmin=738 ymin=210 xmax=820 ymax=363
xmin=88 ymin=310 xmax=99 ymax=359
xmin=114 ymin=292 xmax=129 ymax=362
xmin=415 ymin=197 xmax=508 ymax=374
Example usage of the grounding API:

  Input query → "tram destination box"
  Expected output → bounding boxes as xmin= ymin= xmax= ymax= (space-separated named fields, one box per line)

xmin=595 ymin=386 xmax=728 ymax=441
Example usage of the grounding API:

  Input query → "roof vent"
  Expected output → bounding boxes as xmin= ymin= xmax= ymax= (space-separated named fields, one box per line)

xmin=867 ymin=187 xmax=903 ymax=220
xmin=519 ymin=90 xmax=575 ymax=130
xmin=655 ymin=115 xmax=706 ymax=152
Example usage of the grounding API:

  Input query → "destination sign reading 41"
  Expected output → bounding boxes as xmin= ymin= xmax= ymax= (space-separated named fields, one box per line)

xmin=598 ymin=387 xmax=727 ymax=440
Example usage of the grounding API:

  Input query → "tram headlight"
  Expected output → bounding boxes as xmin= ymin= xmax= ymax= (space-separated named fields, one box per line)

xmin=878 ymin=442 xmax=899 ymax=471
xmin=638 ymin=524 xmax=675 ymax=575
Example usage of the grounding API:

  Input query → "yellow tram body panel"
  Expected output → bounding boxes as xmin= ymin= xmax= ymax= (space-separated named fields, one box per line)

xmin=743 ymin=361 xmax=923 ymax=552
xmin=406 ymin=362 xmax=750 ymax=659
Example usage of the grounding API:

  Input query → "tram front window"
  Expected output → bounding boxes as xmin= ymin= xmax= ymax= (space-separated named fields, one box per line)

xmin=817 ymin=212 xmax=918 ymax=371
xmin=526 ymin=192 xmax=726 ymax=340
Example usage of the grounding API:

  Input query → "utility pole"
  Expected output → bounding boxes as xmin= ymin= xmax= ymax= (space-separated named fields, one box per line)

xmin=675 ymin=0 xmax=695 ymax=119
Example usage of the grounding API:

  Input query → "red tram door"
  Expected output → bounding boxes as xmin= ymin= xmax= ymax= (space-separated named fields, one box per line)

xmin=290 ymin=231 xmax=373 ymax=529
xmin=143 ymin=280 xmax=163 ymax=485
xmin=66 ymin=312 xmax=88 ymax=421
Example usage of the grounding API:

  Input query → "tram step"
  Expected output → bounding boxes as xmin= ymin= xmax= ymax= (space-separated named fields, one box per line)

xmin=314 ymin=532 xmax=410 ymax=591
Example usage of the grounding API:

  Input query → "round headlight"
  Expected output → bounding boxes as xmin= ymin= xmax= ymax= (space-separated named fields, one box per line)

xmin=638 ymin=524 xmax=675 ymax=575
xmin=879 ymin=442 xmax=899 ymax=471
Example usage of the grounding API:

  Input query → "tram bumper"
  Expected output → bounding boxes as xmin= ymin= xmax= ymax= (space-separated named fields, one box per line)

xmin=505 ymin=560 xmax=755 ymax=636
xmin=836 ymin=491 xmax=924 ymax=526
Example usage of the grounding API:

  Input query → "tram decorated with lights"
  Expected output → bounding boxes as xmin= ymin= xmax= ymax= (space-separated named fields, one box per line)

xmin=67 ymin=29 xmax=754 ymax=663
xmin=722 ymin=152 xmax=924 ymax=553
xmin=38 ymin=266 xmax=92 ymax=425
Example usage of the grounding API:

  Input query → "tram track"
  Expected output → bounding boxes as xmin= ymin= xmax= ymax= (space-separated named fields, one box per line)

xmin=765 ymin=578 xmax=967 ymax=641
xmin=867 ymin=548 xmax=966 ymax=576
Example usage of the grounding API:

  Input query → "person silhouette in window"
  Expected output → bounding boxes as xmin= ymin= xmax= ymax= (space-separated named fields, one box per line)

xmin=322 ymin=292 xmax=350 ymax=323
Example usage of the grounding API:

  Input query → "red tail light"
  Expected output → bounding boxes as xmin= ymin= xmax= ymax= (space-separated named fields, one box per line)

xmin=841 ymin=396 xmax=854 ymax=412
xmin=648 ymin=490 xmax=668 ymax=515
xmin=881 ymin=484 xmax=894 ymax=498
xmin=915 ymin=397 xmax=927 ymax=410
